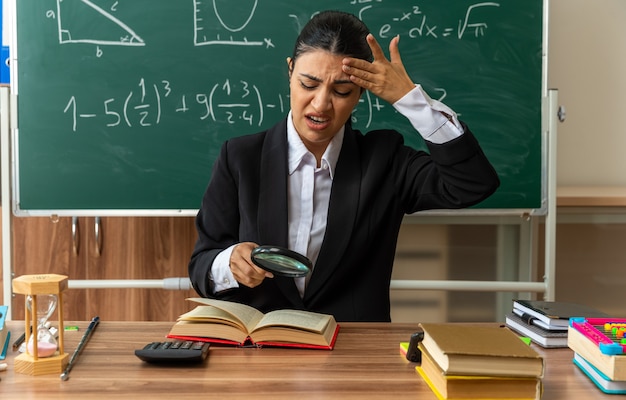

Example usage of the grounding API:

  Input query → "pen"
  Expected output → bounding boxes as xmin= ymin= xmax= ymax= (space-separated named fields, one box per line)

xmin=12 ymin=325 xmax=32 ymax=351
xmin=60 ymin=316 xmax=100 ymax=381
xmin=12 ymin=332 xmax=26 ymax=352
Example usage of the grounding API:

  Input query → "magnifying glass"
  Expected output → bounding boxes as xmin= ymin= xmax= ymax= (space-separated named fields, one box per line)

xmin=251 ymin=246 xmax=312 ymax=278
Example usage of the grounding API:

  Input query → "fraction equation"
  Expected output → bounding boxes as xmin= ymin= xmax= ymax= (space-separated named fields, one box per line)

xmin=62 ymin=78 xmax=287 ymax=132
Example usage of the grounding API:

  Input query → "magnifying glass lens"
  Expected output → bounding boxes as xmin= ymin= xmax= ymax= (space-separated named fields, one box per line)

xmin=251 ymin=246 xmax=312 ymax=278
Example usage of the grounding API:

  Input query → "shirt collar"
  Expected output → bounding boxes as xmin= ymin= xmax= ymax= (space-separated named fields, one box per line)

xmin=287 ymin=111 xmax=344 ymax=179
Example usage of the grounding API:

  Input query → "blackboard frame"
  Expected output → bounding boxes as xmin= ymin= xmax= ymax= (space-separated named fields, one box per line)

xmin=9 ymin=0 xmax=549 ymax=217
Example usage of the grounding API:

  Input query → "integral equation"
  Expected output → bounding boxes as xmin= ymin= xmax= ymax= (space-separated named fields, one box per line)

xmin=356 ymin=1 xmax=501 ymax=40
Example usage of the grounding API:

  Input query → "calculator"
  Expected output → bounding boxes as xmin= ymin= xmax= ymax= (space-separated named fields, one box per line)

xmin=134 ymin=340 xmax=210 ymax=364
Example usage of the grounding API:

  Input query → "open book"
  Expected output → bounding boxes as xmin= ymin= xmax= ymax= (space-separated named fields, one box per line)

xmin=167 ymin=298 xmax=339 ymax=350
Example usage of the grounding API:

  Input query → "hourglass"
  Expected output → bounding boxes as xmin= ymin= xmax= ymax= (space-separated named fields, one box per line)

xmin=12 ymin=274 xmax=69 ymax=375
xmin=26 ymin=294 xmax=59 ymax=358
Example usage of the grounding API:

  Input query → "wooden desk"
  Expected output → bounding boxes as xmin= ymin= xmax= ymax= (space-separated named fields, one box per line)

xmin=0 ymin=321 xmax=613 ymax=399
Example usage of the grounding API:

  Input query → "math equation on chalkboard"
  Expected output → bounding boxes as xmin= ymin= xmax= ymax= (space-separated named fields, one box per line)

xmin=62 ymin=78 xmax=287 ymax=132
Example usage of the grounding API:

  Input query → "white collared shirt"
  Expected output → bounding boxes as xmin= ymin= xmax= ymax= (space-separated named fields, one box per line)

xmin=209 ymin=85 xmax=463 ymax=296
xmin=286 ymin=116 xmax=343 ymax=297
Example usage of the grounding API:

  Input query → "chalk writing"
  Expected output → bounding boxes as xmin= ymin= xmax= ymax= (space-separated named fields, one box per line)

xmin=61 ymin=78 xmax=452 ymax=133
xmin=62 ymin=78 xmax=289 ymax=132
xmin=49 ymin=1 xmax=494 ymax=131
xmin=194 ymin=0 xmax=273 ymax=48
xmin=52 ymin=0 xmax=145 ymax=46
xmin=357 ymin=2 xmax=500 ymax=39
xmin=49 ymin=1 xmax=500 ymax=51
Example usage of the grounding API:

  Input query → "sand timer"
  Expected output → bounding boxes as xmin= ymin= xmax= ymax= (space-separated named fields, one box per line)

xmin=12 ymin=274 xmax=69 ymax=375
xmin=26 ymin=294 xmax=59 ymax=357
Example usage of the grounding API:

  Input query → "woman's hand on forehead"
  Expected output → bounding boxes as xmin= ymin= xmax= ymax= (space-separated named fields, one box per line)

xmin=341 ymin=34 xmax=415 ymax=104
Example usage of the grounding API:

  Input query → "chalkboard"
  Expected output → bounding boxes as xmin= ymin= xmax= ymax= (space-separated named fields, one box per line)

xmin=13 ymin=0 xmax=545 ymax=215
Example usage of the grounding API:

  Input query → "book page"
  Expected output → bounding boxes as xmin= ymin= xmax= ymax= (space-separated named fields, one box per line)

xmin=169 ymin=319 xmax=250 ymax=344
xmin=254 ymin=309 xmax=332 ymax=333
xmin=187 ymin=298 xmax=264 ymax=332
xmin=178 ymin=306 xmax=247 ymax=331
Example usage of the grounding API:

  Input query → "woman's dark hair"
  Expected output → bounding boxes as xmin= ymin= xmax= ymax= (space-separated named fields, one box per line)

xmin=291 ymin=11 xmax=373 ymax=66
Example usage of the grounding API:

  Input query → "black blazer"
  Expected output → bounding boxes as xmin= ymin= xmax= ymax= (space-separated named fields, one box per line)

xmin=189 ymin=118 xmax=499 ymax=321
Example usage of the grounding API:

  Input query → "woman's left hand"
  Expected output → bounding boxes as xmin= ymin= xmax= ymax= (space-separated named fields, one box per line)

xmin=342 ymin=34 xmax=416 ymax=104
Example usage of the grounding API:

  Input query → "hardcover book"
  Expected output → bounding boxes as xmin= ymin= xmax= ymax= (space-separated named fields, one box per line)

xmin=512 ymin=300 xmax=608 ymax=331
xmin=167 ymin=298 xmax=339 ymax=349
xmin=418 ymin=323 xmax=544 ymax=378
xmin=573 ymin=353 xmax=626 ymax=394
xmin=505 ymin=312 xmax=568 ymax=348
xmin=416 ymin=345 xmax=542 ymax=400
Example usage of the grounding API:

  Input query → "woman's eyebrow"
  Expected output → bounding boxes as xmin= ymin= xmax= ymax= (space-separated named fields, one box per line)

xmin=299 ymin=72 xmax=355 ymax=85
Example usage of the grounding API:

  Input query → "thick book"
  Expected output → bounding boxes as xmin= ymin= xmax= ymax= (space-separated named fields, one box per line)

xmin=505 ymin=312 xmax=568 ymax=348
xmin=416 ymin=345 xmax=542 ymax=400
xmin=512 ymin=300 xmax=608 ymax=331
xmin=418 ymin=323 xmax=544 ymax=378
xmin=167 ymin=298 xmax=339 ymax=350
xmin=573 ymin=352 xmax=626 ymax=395
xmin=567 ymin=323 xmax=626 ymax=381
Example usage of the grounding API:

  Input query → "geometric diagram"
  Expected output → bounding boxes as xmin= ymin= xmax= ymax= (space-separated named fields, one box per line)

xmin=55 ymin=0 xmax=145 ymax=46
xmin=193 ymin=0 xmax=272 ymax=48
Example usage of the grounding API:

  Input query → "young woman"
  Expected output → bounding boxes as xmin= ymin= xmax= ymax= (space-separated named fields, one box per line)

xmin=188 ymin=10 xmax=499 ymax=322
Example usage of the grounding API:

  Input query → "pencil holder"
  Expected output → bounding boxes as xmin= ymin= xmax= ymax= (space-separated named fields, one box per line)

xmin=12 ymin=274 xmax=70 ymax=375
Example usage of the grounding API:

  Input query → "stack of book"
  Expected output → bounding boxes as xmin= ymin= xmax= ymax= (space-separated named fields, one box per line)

xmin=568 ymin=317 xmax=626 ymax=394
xmin=416 ymin=323 xmax=544 ymax=400
xmin=0 ymin=305 xmax=10 ymax=360
xmin=505 ymin=300 xmax=608 ymax=348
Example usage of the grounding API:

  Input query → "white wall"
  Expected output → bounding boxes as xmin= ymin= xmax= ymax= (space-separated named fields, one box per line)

xmin=549 ymin=0 xmax=626 ymax=186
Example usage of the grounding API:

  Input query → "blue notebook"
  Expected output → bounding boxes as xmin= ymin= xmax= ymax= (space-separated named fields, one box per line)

xmin=0 ymin=305 xmax=9 ymax=360
xmin=0 ymin=331 xmax=10 ymax=360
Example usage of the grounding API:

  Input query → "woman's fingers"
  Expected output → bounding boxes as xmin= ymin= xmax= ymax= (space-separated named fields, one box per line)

xmin=342 ymin=34 xmax=415 ymax=103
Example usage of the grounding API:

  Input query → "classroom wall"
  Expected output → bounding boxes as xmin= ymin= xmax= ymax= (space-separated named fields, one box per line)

xmin=542 ymin=0 xmax=626 ymax=318
xmin=549 ymin=0 xmax=626 ymax=186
